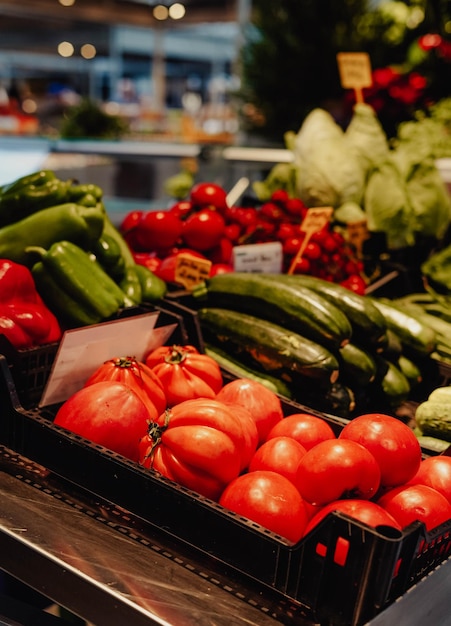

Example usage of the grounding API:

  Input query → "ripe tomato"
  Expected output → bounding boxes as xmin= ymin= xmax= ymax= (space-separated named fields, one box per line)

xmin=219 ymin=470 xmax=308 ymax=543
xmin=284 ymin=198 xmax=307 ymax=218
xmin=84 ymin=356 xmax=166 ymax=421
xmin=120 ymin=209 xmax=143 ymax=235
xmin=303 ymin=499 xmax=402 ymax=537
xmin=340 ymin=274 xmax=367 ymax=295
xmin=54 ymin=381 xmax=150 ymax=462
xmin=167 ymin=199 xmax=193 ymax=220
xmin=209 ymin=263 xmax=234 ymax=277
xmin=295 ymin=439 xmax=381 ymax=506
xmin=182 ymin=209 xmax=226 ymax=251
xmin=408 ymin=456 xmax=451 ymax=504
xmin=134 ymin=210 xmax=183 ymax=252
xmin=139 ymin=398 xmax=247 ymax=500
xmin=145 ymin=344 xmax=223 ymax=406
xmin=265 ymin=413 xmax=336 ymax=450
xmin=208 ymin=236 xmax=233 ymax=264
xmin=216 ymin=378 xmax=284 ymax=444
xmin=152 ymin=249 xmax=207 ymax=284
xmin=377 ymin=484 xmax=451 ymax=531
xmin=339 ymin=413 xmax=422 ymax=489
xmin=190 ymin=182 xmax=228 ymax=214
xmin=133 ymin=252 xmax=162 ymax=274
xmin=249 ymin=436 xmax=307 ymax=485
xmin=221 ymin=402 xmax=259 ymax=471
xmin=302 ymin=241 xmax=322 ymax=261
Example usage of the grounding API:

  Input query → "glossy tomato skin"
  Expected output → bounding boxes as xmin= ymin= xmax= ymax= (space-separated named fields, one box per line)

xmin=408 ymin=456 xmax=451 ymax=504
xmin=54 ymin=381 xmax=149 ymax=462
xmin=220 ymin=402 xmax=259 ymax=471
xmin=216 ymin=378 xmax=284 ymax=444
xmin=219 ymin=470 xmax=308 ymax=543
xmin=182 ymin=209 xmax=226 ymax=251
xmin=139 ymin=398 xmax=246 ymax=500
xmin=152 ymin=249 xmax=206 ymax=284
xmin=295 ymin=439 xmax=381 ymax=506
xmin=134 ymin=210 xmax=183 ymax=252
xmin=303 ymin=499 xmax=402 ymax=537
xmin=339 ymin=413 xmax=422 ymax=489
xmin=377 ymin=484 xmax=451 ymax=531
xmin=145 ymin=344 xmax=223 ymax=406
xmin=265 ymin=413 xmax=336 ymax=450
xmin=249 ymin=436 xmax=307 ymax=485
xmin=190 ymin=182 xmax=228 ymax=214
xmin=84 ymin=356 xmax=166 ymax=421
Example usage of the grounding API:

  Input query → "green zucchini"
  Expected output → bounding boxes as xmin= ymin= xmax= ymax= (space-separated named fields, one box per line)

xmin=338 ymin=342 xmax=378 ymax=387
xmin=291 ymin=382 xmax=356 ymax=418
xmin=370 ymin=298 xmax=437 ymax=359
xmin=416 ymin=434 xmax=451 ymax=454
xmin=274 ymin=273 xmax=388 ymax=350
xmin=204 ymin=344 xmax=293 ymax=398
xmin=396 ymin=354 xmax=423 ymax=388
xmin=194 ymin=272 xmax=352 ymax=351
xmin=198 ymin=307 xmax=340 ymax=385
xmin=377 ymin=359 xmax=411 ymax=409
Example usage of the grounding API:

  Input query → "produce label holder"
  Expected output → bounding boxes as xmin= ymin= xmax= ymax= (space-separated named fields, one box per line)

xmin=232 ymin=241 xmax=283 ymax=273
xmin=39 ymin=311 xmax=176 ymax=407
xmin=174 ymin=252 xmax=212 ymax=289
xmin=336 ymin=51 xmax=372 ymax=103
xmin=288 ymin=206 xmax=333 ymax=274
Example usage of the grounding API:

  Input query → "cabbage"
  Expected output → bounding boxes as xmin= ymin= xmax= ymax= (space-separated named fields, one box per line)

xmin=345 ymin=103 xmax=390 ymax=171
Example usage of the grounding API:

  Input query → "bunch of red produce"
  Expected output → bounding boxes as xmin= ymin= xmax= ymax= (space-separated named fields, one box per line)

xmin=120 ymin=182 xmax=367 ymax=293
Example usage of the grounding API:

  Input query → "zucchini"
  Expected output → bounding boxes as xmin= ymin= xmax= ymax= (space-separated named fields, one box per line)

xmin=370 ymin=298 xmax=437 ymax=359
xmin=376 ymin=359 xmax=411 ymax=409
xmin=396 ymin=354 xmax=423 ymax=388
xmin=198 ymin=307 xmax=340 ymax=385
xmin=416 ymin=435 xmax=451 ymax=454
xmin=204 ymin=343 xmax=294 ymax=398
xmin=291 ymin=382 xmax=356 ymax=418
xmin=194 ymin=272 xmax=352 ymax=350
xmin=275 ymin=273 xmax=388 ymax=350
xmin=338 ymin=342 xmax=378 ymax=387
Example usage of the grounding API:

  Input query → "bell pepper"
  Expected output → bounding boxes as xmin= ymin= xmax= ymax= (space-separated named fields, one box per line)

xmin=29 ymin=240 xmax=135 ymax=328
xmin=0 ymin=258 xmax=62 ymax=349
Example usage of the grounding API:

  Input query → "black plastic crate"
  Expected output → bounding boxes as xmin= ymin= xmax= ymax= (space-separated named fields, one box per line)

xmin=0 ymin=356 xmax=450 ymax=626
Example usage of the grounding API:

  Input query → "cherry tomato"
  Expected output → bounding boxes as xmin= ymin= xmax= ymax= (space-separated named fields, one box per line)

xmin=208 ymin=236 xmax=233 ymax=264
xmin=377 ymin=484 xmax=451 ymax=531
xmin=340 ymin=274 xmax=367 ymax=295
xmin=168 ymin=200 xmax=193 ymax=220
xmin=265 ymin=413 xmax=336 ymax=450
xmin=276 ymin=222 xmax=297 ymax=241
xmin=339 ymin=413 xmax=422 ymax=489
xmin=152 ymin=249 xmax=206 ymax=284
xmin=209 ymin=263 xmax=234 ymax=277
xmin=133 ymin=252 xmax=162 ymax=274
xmin=302 ymin=241 xmax=322 ymax=261
xmin=54 ymin=381 xmax=150 ymax=462
xmin=249 ymin=436 xmax=307 ymax=485
xmin=228 ymin=206 xmax=259 ymax=228
xmin=408 ymin=456 xmax=451 ymax=504
xmin=282 ymin=235 xmax=305 ymax=256
xmin=134 ymin=210 xmax=183 ymax=252
xmin=223 ymin=222 xmax=242 ymax=243
xmin=295 ymin=439 xmax=381 ymax=506
xmin=219 ymin=470 xmax=308 ymax=543
xmin=292 ymin=257 xmax=311 ymax=274
xmin=260 ymin=202 xmax=285 ymax=222
xmin=190 ymin=182 xmax=228 ymax=214
xmin=284 ymin=198 xmax=307 ymax=218
xmin=270 ymin=189 xmax=290 ymax=205
xmin=120 ymin=209 xmax=143 ymax=235
xmin=216 ymin=378 xmax=284 ymax=444
xmin=182 ymin=209 xmax=225 ymax=251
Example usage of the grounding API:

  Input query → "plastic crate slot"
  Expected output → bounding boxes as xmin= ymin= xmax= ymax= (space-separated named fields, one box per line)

xmin=315 ymin=542 xmax=327 ymax=558
xmin=333 ymin=536 xmax=349 ymax=566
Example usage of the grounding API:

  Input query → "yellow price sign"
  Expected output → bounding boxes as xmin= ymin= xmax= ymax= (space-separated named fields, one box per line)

xmin=174 ymin=252 xmax=212 ymax=290
xmin=288 ymin=207 xmax=334 ymax=275
xmin=336 ymin=52 xmax=372 ymax=103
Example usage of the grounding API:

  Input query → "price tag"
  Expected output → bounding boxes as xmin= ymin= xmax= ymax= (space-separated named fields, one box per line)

xmin=174 ymin=252 xmax=212 ymax=290
xmin=39 ymin=311 xmax=176 ymax=407
xmin=288 ymin=207 xmax=333 ymax=274
xmin=346 ymin=219 xmax=369 ymax=257
xmin=336 ymin=52 xmax=372 ymax=103
xmin=232 ymin=241 xmax=283 ymax=273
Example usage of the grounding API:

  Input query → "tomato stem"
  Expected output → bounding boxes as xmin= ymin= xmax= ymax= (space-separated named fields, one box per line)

xmin=143 ymin=409 xmax=171 ymax=467
xmin=164 ymin=345 xmax=188 ymax=365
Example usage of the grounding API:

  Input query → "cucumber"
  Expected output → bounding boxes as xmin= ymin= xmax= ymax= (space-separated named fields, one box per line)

xmin=198 ymin=307 xmax=340 ymax=385
xmin=370 ymin=298 xmax=437 ymax=359
xmin=416 ymin=435 xmax=451 ymax=454
xmin=194 ymin=272 xmax=352 ymax=351
xmin=204 ymin=343 xmax=294 ymax=398
xmin=377 ymin=359 xmax=411 ymax=408
xmin=415 ymin=402 xmax=451 ymax=443
xmin=338 ymin=342 xmax=378 ymax=387
xmin=396 ymin=354 xmax=423 ymax=387
xmin=275 ymin=273 xmax=388 ymax=350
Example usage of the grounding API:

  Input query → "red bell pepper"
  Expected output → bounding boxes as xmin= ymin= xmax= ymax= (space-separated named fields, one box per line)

xmin=0 ymin=258 xmax=62 ymax=349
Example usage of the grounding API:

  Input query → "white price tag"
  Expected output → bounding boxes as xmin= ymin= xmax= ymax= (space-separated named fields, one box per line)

xmin=232 ymin=241 xmax=283 ymax=273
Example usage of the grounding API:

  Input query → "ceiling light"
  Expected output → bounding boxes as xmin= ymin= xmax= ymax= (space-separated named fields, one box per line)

xmin=153 ymin=4 xmax=169 ymax=20
xmin=169 ymin=3 xmax=185 ymax=19
xmin=81 ymin=43 xmax=97 ymax=59
xmin=58 ymin=0 xmax=76 ymax=6
xmin=58 ymin=41 xmax=74 ymax=57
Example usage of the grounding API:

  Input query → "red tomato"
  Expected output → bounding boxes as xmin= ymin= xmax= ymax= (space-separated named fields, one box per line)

xmin=152 ymin=249 xmax=206 ymax=284
xmin=270 ymin=189 xmax=290 ymax=205
xmin=223 ymin=222 xmax=242 ymax=243
xmin=302 ymin=241 xmax=322 ymax=261
xmin=145 ymin=344 xmax=223 ymax=406
xmin=265 ymin=413 xmax=336 ymax=450
xmin=276 ymin=222 xmax=297 ymax=241
xmin=295 ymin=439 xmax=381 ymax=506
xmin=84 ymin=356 xmax=166 ymax=421
xmin=340 ymin=274 xmax=367 ymax=295
xmin=120 ymin=209 xmax=143 ymax=235
xmin=167 ymin=199 xmax=193 ymax=220
xmin=221 ymin=402 xmax=259 ymax=471
xmin=210 ymin=263 xmax=234 ymax=277
xmin=133 ymin=252 xmax=162 ymax=274
xmin=282 ymin=234 xmax=305 ymax=256
xmin=408 ymin=456 xmax=451 ymax=504
xmin=284 ymin=198 xmax=307 ymax=218
xmin=182 ymin=209 xmax=226 ymax=251
xmin=139 ymin=398 xmax=247 ymax=500
xmin=249 ymin=436 xmax=307 ymax=485
xmin=219 ymin=470 xmax=308 ymax=543
xmin=208 ymin=236 xmax=233 ymax=265
xmin=292 ymin=257 xmax=311 ymax=274
xmin=377 ymin=484 xmax=451 ymax=531
xmin=216 ymin=378 xmax=284 ymax=444
xmin=339 ymin=413 xmax=422 ymax=489
xmin=190 ymin=182 xmax=228 ymax=214
xmin=54 ymin=381 xmax=149 ymax=462
xmin=303 ymin=499 xmax=402 ymax=537
xmin=134 ymin=210 xmax=183 ymax=252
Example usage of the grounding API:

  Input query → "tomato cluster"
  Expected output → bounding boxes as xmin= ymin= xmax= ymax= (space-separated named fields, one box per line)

xmin=120 ymin=182 xmax=367 ymax=292
xmin=54 ymin=351 xmax=451 ymax=545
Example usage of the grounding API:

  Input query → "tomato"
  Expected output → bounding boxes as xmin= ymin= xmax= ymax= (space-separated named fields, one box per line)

xmin=249 ymin=436 xmax=307 ymax=485
xmin=139 ymin=398 xmax=247 ymax=500
xmin=339 ymin=413 xmax=422 ymax=489
xmin=152 ymin=249 xmax=207 ymax=284
xmin=302 ymin=241 xmax=322 ymax=261
xmin=219 ymin=470 xmax=308 ymax=543
xmin=209 ymin=263 xmax=234 ymax=277
xmin=120 ymin=209 xmax=144 ymax=235
xmin=265 ymin=413 xmax=336 ymax=450
xmin=284 ymin=198 xmax=307 ymax=218
xmin=208 ymin=236 xmax=233 ymax=265
xmin=292 ymin=257 xmax=311 ymax=274
xmin=377 ymin=484 xmax=451 ymax=531
xmin=54 ymin=381 xmax=149 ymax=462
xmin=84 ymin=356 xmax=166 ymax=421
xmin=167 ymin=199 xmax=193 ymax=220
xmin=260 ymin=202 xmax=285 ymax=222
xmin=134 ymin=210 xmax=183 ymax=252
xmin=223 ymin=222 xmax=242 ymax=243
xmin=145 ymin=344 xmax=223 ymax=406
xmin=295 ymin=439 xmax=381 ymax=506
xmin=190 ymin=182 xmax=228 ymax=214
xmin=133 ymin=252 xmax=162 ymax=274
xmin=340 ymin=274 xmax=367 ymax=295
xmin=276 ymin=222 xmax=297 ymax=241
xmin=282 ymin=234 xmax=305 ymax=257
xmin=182 ymin=209 xmax=226 ymax=251
xmin=408 ymin=456 xmax=451 ymax=504
xmin=220 ymin=402 xmax=259 ymax=471
xmin=216 ymin=378 xmax=284 ymax=444
xmin=303 ymin=499 xmax=402 ymax=537
xmin=270 ymin=189 xmax=290 ymax=205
